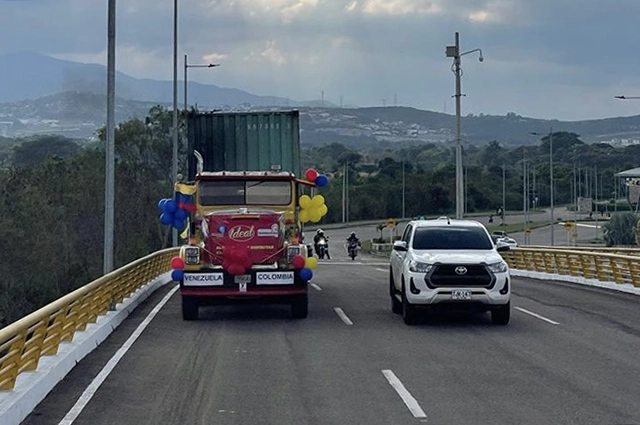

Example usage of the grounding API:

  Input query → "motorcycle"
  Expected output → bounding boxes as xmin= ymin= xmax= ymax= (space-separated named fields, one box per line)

xmin=316 ymin=237 xmax=329 ymax=260
xmin=347 ymin=240 xmax=360 ymax=260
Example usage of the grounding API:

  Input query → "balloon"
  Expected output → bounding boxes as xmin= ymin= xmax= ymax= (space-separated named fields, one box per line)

xmin=299 ymin=209 xmax=310 ymax=223
xmin=171 ymin=269 xmax=184 ymax=281
xmin=315 ymin=174 xmax=329 ymax=187
xmin=309 ymin=208 xmax=323 ymax=223
xmin=174 ymin=208 xmax=187 ymax=221
xmin=171 ymin=256 xmax=184 ymax=269
xmin=305 ymin=168 xmax=319 ymax=182
xmin=173 ymin=218 xmax=186 ymax=230
xmin=292 ymin=255 xmax=306 ymax=269
xmin=311 ymin=195 xmax=325 ymax=208
xmin=305 ymin=256 xmax=318 ymax=270
xmin=158 ymin=198 xmax=169 ymax=211
xmin=300 ymin=267 xmax=313 ymax=281
xmin=319 ymin=204 xmax=328 ymax=217
xmin=164 ymin=199 xmax=178 ymax=213
xmin=299 ymin=195 xmax=312 ymax=209
xmin=160 ymin=212 xmax=173 ymax=226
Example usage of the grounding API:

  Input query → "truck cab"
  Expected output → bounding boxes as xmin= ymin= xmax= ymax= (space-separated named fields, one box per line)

xmin=176 ymin=170 xmax=312 ymax=320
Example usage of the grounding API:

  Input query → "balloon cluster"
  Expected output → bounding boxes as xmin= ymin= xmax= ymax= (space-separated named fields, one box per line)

xmin=299 ymin=194 xmax=328 ymax=223
xmin=305 ymin=168 xmax=329 ymax=187
xmin=158 ymin=198 xmax=188 ymax=230
xmin=223 ymin=246 xmax=252 ymax=276
xmin=291 ymin=255 xmax=318 ymax=282
xmin=170 ymin=256 xmax=185 ymax=281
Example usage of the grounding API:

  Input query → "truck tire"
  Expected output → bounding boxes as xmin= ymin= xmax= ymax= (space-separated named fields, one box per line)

xmin=390 ymin=271 xmax=401 ymax=315
xmin=491 ymin=302 xmax=510 ymax=325
xmin=402 ymin=284 xmax=419 ymax=325
xmin=291 ymin=294 xmax=308 ymax=319
xmin=182 ymin=296 xmax=199 ymax=321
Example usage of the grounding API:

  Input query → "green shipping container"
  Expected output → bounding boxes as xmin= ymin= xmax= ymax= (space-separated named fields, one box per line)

xmin=186 ymin=110 xmax=301 ymax=180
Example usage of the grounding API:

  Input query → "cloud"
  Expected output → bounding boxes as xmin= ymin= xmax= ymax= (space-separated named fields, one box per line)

xmin=202 ymin=53 xmax=228 ymax=63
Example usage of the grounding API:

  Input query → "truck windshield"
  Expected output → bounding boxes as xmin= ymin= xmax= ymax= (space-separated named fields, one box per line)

xmin=412 ymin=227 xmax=493 ymax=250
xmin=198 ymin=180 xmax=292 ymax=206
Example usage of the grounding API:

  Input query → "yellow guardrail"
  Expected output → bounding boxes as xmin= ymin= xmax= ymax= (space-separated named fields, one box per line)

xmin=502 ymin=247 xmax=640 ymax=287
xmin=525 ymin=245 xmax=640 ymax=256
xmin=0 ymin=248 xmax=178 ymax=391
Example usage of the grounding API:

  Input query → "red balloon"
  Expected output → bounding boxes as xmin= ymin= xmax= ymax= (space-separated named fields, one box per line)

xmin=292 ymin=255 xmax=306 ymax=269
xmin=305 ymin=168 xmax=319 ymax=182
xmin=170 ymin=256 xmax=184 ymax=270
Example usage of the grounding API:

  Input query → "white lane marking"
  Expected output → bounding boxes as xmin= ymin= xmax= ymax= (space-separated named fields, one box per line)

xmin=310 ymin=283 xmax=322 ymax=291
xmin=515 ymin=306 xmax=560 ymax=325
xmin=375 ymin=268 xmax=387 ymax=272
xmin=58 ymin=285 xmax=179 ymax=425
xmin=333 ymin=307 xmax=354 ymax=325
xmin=382 ymin=369 xmax=428 ymax=419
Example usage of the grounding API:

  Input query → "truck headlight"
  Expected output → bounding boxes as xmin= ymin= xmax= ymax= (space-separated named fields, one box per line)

xmin=487 ymin=261 xmax=508 ymax=274
xmin=409 ymin=260 xmax=433 ymax=273
xmin=185 ymin=247 xmax=200 ymax=265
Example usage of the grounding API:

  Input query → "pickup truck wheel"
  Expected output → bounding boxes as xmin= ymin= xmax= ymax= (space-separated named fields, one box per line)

xmin=291 ymin=294 xmax=308 ymax=319
xmin=402 ymin=284 xmax=419 ymax=325
xmin=491 ymin=302 xmax=510 ymax=325
xmin=390 ymin=271 xmax=401 ymax=314
xmin=182 ymin=296 xmax=199 ymax=321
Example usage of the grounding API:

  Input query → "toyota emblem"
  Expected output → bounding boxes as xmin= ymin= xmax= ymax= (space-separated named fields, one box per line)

xmin=455 ymin=266 xmax=468 ymax=275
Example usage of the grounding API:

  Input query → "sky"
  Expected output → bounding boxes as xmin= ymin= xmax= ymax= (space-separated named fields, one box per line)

xmin=2 ymin=0 xmax=640 ymax=121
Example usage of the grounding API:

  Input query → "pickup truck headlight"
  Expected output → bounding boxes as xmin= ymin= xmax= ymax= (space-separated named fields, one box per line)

xmin=409 ymin=260 xmax=433 ymax=273
xmin=487 ymin=261 xmax=508 ymax=274
xmin=185 ymin=247 xmax=200 ymax=265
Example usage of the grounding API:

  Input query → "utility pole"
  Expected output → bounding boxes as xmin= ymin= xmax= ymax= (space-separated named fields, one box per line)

xmin=342 ymin=163 xmax=346 ymax=223
xmin=446 ymin=32 xmax=483 ymax=219
xmin=104 ymin=0 xmax=116 ymax=274
xmin=171 ymin=0 xmax=178 ymax=247
xmin=550 ymin=128 xmax=555 ymax=246
xmin=502 ymin=163 xmax=506 ymax=226
xmin=402 ymin=159 xmax=406 ymax=218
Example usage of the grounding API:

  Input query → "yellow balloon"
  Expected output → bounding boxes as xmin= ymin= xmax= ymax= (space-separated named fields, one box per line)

xmin=305 ymin=256 xmax=318 ymax=269
xmin=309 ymin=208 xmax=323 ymax=223
xmin=311 ymin=195 xmax=325 ymax=208
xmin=299 ymin=195 xmax=312 ymax=209
xmin=319 ymin=204 xmax=328 ymax=217
xmin=299 ymin=209 xmax=310 ymax=223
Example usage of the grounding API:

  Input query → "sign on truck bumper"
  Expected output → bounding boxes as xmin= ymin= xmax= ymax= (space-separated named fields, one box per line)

xmin=180 ymin=269 xmax=307 ymax=298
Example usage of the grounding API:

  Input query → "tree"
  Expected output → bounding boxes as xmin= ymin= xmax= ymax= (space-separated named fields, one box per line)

xmin=603 ymin=212 xmax=638 ymax=246
xmin=12 ymin=135 xmax=81 ymax=167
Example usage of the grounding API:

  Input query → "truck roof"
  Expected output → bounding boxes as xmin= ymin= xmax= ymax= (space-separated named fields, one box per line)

xmin=196 ymin=171 xmax=297 ymax=181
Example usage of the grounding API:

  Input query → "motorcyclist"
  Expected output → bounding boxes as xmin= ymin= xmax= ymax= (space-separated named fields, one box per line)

xmin=346 ymin=232 xmax=361 ymax=247
xmin=314 ymin=229 xmax=330 ymax=259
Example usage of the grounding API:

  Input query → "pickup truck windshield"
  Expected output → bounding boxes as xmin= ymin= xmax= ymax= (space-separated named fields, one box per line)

xmin=198 ymin=180 xmax=292 ymax=206
xmin=412 ymin=226 xmax=493 ymax=250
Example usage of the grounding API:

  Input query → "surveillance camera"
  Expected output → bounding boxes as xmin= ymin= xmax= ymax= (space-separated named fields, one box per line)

xmin=479 ymin=56 xmax=484 ymax=62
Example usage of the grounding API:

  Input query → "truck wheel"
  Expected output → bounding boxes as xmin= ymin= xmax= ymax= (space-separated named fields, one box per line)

xmin=402 ymin=284 xmax=419 ymax=325
xmin=182 ymin=296 xmax=199 ymax=321
xmin=390 ymin=271 xmax=401 ymax=314
xmin=291 ymin=294 xmax=308 ymax=319
xmin=491 ymin=302 xmax=510 ymax=325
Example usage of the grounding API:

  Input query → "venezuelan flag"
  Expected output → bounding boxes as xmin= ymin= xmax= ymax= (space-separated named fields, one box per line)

xmin=174 ymin=182 xmax=197 ymax=212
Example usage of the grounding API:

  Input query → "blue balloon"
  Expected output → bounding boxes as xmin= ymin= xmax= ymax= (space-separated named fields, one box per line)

xmin=315 ymin=174 xmax=329 ymax=187
xmin=173 ymin=218 xmax=186 ymax=230
xmin=164 ymin=199 xmax=178 ymax=213
xmin=171 ymin=269 xmax=184 ymax=281
xmin=158 ymin=198 xmax=169 ymax=211
xmin=160 ymin=212 xmax=173 ymax=226
xmin=300 ymin=267 xmax=313 ymax=281
xmin=175 ymin=208 xmax=188 ymax=221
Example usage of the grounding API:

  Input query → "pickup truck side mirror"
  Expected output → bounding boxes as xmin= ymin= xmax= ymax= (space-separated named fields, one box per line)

xmin=393 ymin=241 xmax=408 ymax=252
xmin=496 ymin=242 xmax=511 ymax=252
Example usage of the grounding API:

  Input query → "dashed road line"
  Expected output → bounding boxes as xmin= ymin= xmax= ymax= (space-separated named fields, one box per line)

xmin=333 ymin=307 xmax=354 ymax=325
xmin=375 ymin=268 xmax=387 ymax=272
xmin=515 ymin=306 xmax=560 ymax=325
xmin=382 ymin=369 xmax=428 ymax=419
xmin=310 ymin=283 xmax=322 ymax=291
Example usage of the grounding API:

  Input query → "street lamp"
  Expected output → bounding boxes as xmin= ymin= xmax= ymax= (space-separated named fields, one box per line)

xmin=184 ymin=55 xmax=220 ymax=110
xmin=615 ymin=95 xmax=640 ymax=99
xmin=446 ymin=32 xmax=484 ymax=219
xmin=171 ymin=0 xmax=178 ymax=247
xmin=104 ymin=0 xmax=116 ymax=273
xmin=531 ymin=128 xmax=554 ymax=246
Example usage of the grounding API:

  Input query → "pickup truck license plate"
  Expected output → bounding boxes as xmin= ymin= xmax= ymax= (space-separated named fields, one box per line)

xmin=451 ymin=289 xmax=472 ymax=300
xmin=234 ymin=274 xmax=251 ymax=284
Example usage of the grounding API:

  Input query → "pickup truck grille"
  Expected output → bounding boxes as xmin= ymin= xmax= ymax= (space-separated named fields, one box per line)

xmin=426 ymin=264 xmax=494 ymax=289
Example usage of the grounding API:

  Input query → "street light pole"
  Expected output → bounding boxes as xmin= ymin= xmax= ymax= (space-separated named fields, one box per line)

xmin=184 ymin=54 xmax=220 ymax=111
xmin=104 ymin=0 xmax=116 ymax=274
xmin=172 ymin=0 xmax=178 ymax=247
xmin=502 ymin=163 xmax=506 ymax=226
xmin=549 ymin=127 xmax=555 ymax=246
xmin=446 ymin=32 xmax=483 ymax=219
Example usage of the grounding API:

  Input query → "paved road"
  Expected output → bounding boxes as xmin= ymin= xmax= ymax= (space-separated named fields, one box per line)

xmin=23 ymin=247 xmax=640 ymax=425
